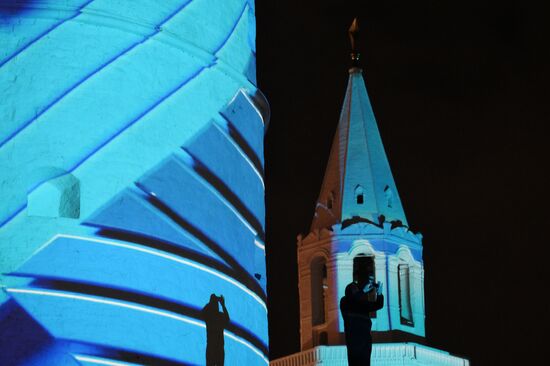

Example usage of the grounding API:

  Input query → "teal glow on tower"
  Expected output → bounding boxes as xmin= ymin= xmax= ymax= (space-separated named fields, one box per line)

xmin=0 ymin=1 xmax=268 ymax=365
xmin=301 ymin=66 xmax=425 ymax=349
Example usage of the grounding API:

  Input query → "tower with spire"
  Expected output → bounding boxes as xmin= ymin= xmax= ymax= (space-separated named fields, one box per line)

xmin=271 ymin=19 xmax=469 ymax=366
xmin=301 ymin=18 xmax=424 ymax=349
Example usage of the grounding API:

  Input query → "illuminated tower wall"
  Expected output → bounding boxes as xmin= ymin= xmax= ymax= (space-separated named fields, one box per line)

xmin=298 ymin=67 xmax=425 ymax=350
xmin=0 ymin=1 xmax=268 ymax=365
xmin=271 ymin=65 xmax=468 ymax=366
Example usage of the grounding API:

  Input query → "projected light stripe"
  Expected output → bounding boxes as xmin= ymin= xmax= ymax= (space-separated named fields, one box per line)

xmin=6 ymin=288 xmax=268 ymax=364
xmin=0 ymin=0 xmax=95 ymax=68
xmin=170 ymin=154 xmax=260 ymax=237
xmin=224 ymin=329 xmax=268 ymax=364
xmin=0 ymin=205 xmax=25 ymax=228
xmin=190 ymin=122 xmax=265 ymax=188
xmin=231 ymin=135 xmax=265 ymax=188
xmin=85 ymin=189 xmax=225 ymax=262
xmin=183 ymin=145 xmax=264 ymax=239
xmin=50 ymin=234 xmax=266 ymax=311
xmin=0 ymin=0 xmax=194 ymax=149
xmin=227 ymin=89 xmax=267 ymax=126
xmin=6 ymin=288 xmax=201 ymax=327
xmin=254 ymin=238 xmax=265 ymax=251
xmin=0 ymin=1 xmax=250 ymax=228
xmin=74 ymin=355 xmax=142 ymax=366
xmin=1 ymin=69 xmax=203 ymax=225
xmin=136 ymin=156 xmax=264 ymax=272
xmin=0 ymin=60 xmax=203 ymax=229
xmin=213 ymin=0 xmax=248 ymax=54
xmin=12 ymin=232 xmax=268 ymax=353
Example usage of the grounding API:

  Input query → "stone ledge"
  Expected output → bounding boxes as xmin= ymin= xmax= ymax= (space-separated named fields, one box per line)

xmin=271 ymin=343 xmax=469 ymax=366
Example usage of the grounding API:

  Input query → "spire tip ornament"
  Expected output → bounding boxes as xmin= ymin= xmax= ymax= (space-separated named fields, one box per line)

xmin=348 ymin=17 xmax=360 ymax=67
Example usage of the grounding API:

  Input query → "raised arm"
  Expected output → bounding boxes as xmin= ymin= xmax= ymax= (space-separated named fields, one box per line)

xmin=219 ymin=295 xmax=230 ymax=324
xmin=348 ymin=282 xmax=384 ymax=312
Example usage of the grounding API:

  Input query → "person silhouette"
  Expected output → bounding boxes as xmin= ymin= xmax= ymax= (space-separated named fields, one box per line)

xmin=202 ymin=294 xmax=230 ymax=366
xmin=340 ymin=272 xmax=384 ymax=366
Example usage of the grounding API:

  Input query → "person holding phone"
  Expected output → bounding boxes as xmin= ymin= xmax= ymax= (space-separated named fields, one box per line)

xmin=340 ymin=272 xmax=384 ymax=366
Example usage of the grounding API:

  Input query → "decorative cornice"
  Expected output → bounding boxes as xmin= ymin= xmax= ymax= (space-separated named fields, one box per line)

xmin=300 ymin=221 xmax=422 ymax=248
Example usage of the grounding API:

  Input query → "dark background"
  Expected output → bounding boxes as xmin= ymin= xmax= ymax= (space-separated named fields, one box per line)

xmin=256 ymin=0 xmax=548 ymax=365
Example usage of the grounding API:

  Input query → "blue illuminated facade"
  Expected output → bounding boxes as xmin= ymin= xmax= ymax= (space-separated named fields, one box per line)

xmin=0 ymin=1 xmax=268 ymax=365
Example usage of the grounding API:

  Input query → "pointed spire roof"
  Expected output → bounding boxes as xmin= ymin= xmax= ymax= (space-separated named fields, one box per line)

xmin=310 ymin=67 xmax=408 ymax=231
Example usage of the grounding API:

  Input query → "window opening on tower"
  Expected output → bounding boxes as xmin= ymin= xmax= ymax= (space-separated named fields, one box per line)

xmin=398 ymin=263 xmax=414 ymax=326
xmin=353 ymin=254 xmax=377 ymax=318
xmin=384 ymin=185 xmax=394 ymax=208
xmin=355 ymin=185 xmax=364 ymax=204
xmin=311 ymin=257 xmax=327 ymax=326
xmin=327 ymin=191 xmax=334 ymax=209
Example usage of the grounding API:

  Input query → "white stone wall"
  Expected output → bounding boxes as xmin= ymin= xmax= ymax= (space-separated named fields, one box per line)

xmin=271 ymin=344 xmax=470 ymax=366
xmin=297 ymin=224 xmax=426 ymax=350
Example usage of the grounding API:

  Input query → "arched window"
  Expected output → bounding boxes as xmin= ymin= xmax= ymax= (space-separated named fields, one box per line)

xmin=327 ymin=191 xmax=334 ymax=209
xmin=353 ymin=254 xmax=377 ymax=318
xmin=311 ymin=257 xmax=327 ymax=326
xmin=384 ymin=185 xmax=394 ymax=208
xmin=355 ymin=185 xmax=364 ymax=205
xmin=398 ymin=263 xmax=414 ymax=325
xmin=353 ymin=254 xmax=374 ymax=281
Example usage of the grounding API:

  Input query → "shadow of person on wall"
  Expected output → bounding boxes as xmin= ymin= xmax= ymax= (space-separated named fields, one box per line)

xmin=202 ymin=294 xmax=230 ymax=366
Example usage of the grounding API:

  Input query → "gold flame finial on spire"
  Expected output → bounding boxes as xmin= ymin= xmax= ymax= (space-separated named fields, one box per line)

xmin=348 ymin=18 xmax=361 ymax=67
xmin=348 ymin=17 xmax=359 ymax=51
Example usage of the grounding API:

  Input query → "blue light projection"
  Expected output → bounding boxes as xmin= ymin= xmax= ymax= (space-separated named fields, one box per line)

xmin=0 ymin=0 xmax=267 ymax=364
xmin=299 ymin=68 xmax=425 ymax=351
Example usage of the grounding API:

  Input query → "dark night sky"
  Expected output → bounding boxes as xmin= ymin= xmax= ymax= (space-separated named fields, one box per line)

xmin=256 ymin=1 xmax=548 ymax=365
